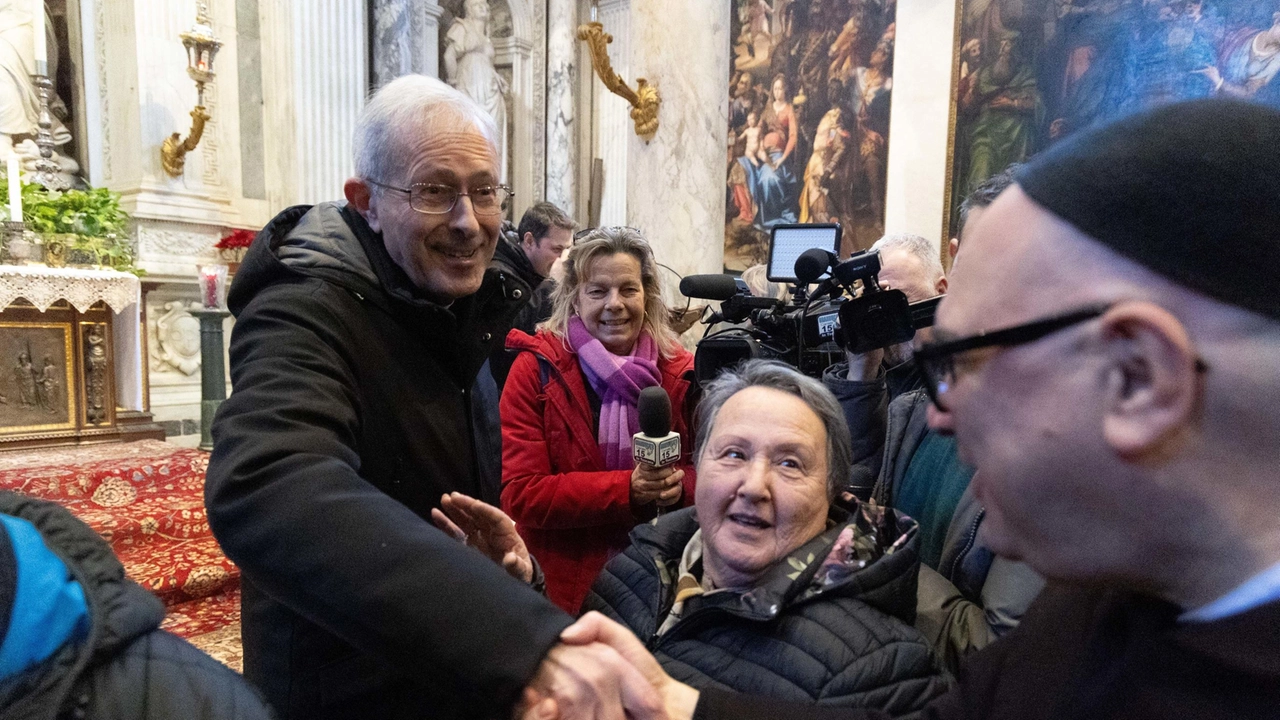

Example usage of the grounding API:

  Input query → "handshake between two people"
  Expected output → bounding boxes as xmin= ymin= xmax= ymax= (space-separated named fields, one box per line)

xmin=431 ymin=492 xmax=699 ymax=720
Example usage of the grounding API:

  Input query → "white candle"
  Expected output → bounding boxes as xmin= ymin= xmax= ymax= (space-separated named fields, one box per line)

xmin=7 ymin=153 xmax=21 ymax=223
xmin=33 ymin=1 xmax=47 ymax=70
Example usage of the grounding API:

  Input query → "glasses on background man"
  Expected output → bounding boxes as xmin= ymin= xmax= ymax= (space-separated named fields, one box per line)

xmin=365 ymin=180 xmax=513 ymax=216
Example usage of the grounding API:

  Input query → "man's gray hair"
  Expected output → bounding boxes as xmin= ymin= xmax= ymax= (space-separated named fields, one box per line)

xmin=353 ymin=74 xmax=498 ymax=187
xmin=871 ymin=233 xmax=945 ymax=283
xmin=694 ymin=360 xmax=853 ymax=500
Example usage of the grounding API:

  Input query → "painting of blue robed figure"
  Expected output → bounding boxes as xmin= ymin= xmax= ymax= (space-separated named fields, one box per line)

xmin=724 ymin=0 xmax=898 ymax=272
xmin=948 ymin=0 xmax=1280 ymax=237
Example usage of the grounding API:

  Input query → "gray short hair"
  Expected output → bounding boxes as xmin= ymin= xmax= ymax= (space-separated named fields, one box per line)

xmin=353 ymin=75 xmax=498 ymax=187
xmin=694 ymin=360 xmax=852 ymax=499
xmin=871 ymin=233 xmax=945 ymax=284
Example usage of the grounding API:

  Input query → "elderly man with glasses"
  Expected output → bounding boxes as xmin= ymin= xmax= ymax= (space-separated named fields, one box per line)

xmin=563 ymin=97 xmax=1280 ymax=720
xmin=205 ymin=75 xmax=662 ymax=720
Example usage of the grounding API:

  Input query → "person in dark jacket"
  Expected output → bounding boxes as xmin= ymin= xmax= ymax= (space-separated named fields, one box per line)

xmin=205 ymin=74 xmax=661 ymax=720
xmin=823 ymin=218 xmax=1042 ymax=673
xmin=0 ymin=491 xmax=273 ymax=719
xmin=473 ymin=203 xmax=575 ymax=502
xmin=501 ymin=227 xmax=697 ymax=614
xmin=584 ymin=360 xmax=949 ymax=717
xmin=489 ymin=202 xmax=575 ymax=387
xmin=559 ymin=98 xmax=1280 ymax=720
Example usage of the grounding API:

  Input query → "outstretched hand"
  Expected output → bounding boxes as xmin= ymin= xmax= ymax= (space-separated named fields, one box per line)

xmin=432 ymin=492 xmax=534 ymax=584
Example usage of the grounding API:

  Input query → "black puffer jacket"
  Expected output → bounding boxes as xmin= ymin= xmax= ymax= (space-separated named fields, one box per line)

xmin=206 ymin=202 xmax=570 ymax=719
xmin=0 ymin=491 xmax=273 ymax=720
xmin=584 ymin=505 xmax=951 ymax=718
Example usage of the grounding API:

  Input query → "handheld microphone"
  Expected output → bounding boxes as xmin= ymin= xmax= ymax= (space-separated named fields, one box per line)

xmin=633 ymin=386 xmax=681 ymax=467
xmin=679 ymin=274 xmax=739 ymax=301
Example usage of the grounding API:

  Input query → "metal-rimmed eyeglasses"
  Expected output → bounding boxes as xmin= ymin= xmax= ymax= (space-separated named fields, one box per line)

xmin=365 ymin=179 xmax=513 ymax=216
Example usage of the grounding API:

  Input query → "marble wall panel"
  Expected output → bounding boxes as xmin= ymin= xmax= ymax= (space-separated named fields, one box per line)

xmin=545 ymin=0 xmax=577 ymax=217
xmin=625 ymin=0 xmax=728 ymax=279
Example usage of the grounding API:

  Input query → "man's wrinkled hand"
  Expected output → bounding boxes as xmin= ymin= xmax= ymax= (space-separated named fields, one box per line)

xmin=560 ymin=613 xmax=700 ymax=720
xmin=517 ymin=641 xmax=669 ymax=720
xmin=432 ymin=492 xmax=534 ymax=584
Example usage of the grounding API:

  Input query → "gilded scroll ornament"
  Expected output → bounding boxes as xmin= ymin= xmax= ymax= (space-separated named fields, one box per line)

xmin=576 ymin=22 xmax=660 ymax=139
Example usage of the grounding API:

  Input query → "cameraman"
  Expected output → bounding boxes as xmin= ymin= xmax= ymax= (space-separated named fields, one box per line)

xmin=821 ymin=231 xmax=1043 ymax=673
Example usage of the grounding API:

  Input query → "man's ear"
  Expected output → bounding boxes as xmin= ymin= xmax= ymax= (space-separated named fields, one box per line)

xmin=948 ymin=237 xmax=960 ymax=259
xmin=935 ymin=274 xmax=948 ymax=296
xmin=522 ymin=231 xmax=536 ymax=249
xmin=1099 ymin=302 xmax=1201 ymax=459
xmin=344 ymin=178 xmax=381 ymax=233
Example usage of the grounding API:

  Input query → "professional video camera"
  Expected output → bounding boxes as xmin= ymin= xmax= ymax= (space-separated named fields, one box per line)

xmin=680 ymin=224 xmax=940 ymax=384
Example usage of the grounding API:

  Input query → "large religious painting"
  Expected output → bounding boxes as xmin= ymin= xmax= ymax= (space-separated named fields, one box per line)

xmin=724 ymin=0 xmax=898 ymax=272
xmin=947 ymin=0 xmax=1280 ymax=238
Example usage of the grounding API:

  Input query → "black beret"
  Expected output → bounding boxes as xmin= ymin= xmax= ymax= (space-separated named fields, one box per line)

xmin=1016 ymin=99 xmax=1280 ymax=321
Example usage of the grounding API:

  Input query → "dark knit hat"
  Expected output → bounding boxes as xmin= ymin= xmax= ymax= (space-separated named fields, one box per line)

xmin=1016 ymin=99 xmax=1280 ymax=322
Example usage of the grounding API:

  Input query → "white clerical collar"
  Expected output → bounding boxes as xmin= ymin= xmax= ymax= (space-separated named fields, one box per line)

xmin=1179 ymin=560 xmax=1280 ymax=623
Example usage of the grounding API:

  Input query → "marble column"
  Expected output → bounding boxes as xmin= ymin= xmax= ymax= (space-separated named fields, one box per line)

xmin=625 ymin=0 xmax=728 ymax=277
xmin=545 ymin=0 xmax=577 ymax=217
xmin=371 ymin=0 xmax=414 ymax=87
xmin=593 ymin=0 xmax=630 ymax=226
xmin=292 ymin=0 xmax=368 ymax=204
xmin=371 ymin=0 xmax=444 ymax=85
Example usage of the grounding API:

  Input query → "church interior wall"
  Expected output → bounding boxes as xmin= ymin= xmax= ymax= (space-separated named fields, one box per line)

xmin=17 ymin=0 xmax=963 ymax=445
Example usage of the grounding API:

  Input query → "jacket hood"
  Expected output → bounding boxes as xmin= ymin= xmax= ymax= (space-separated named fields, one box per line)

xmin=230 ymin=201 xmax=472 ymax=319
xmin=0 ymin=492 xmax=163 ymax=715
xmin=635 ymin=501 xmax=921 ymax=624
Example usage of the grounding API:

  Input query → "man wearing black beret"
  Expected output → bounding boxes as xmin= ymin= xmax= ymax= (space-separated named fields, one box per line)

xmin=558 ymin=98 xmax=1280 ymax=720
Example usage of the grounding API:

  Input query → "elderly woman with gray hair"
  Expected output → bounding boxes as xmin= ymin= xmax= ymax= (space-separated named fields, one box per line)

xmin=581 ymin=360 xmax=950 ymax=717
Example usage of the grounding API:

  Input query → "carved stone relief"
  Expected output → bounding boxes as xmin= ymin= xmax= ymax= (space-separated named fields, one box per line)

xmin=84 ymin=323 xmax=108 ymax=424
xmin=149 ymin=300 xmax=202 ymax=377
xmin=135 ymin=221 xmax=221 ymax=261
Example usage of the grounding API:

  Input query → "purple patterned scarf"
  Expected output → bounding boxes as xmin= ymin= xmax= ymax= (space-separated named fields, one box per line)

xmin=567 ymin=316 xmax=662 ymax=470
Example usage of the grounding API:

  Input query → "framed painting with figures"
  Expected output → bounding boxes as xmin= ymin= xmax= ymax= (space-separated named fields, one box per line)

xmin=945 ymin=0 xmax=1280 ymax=241
xmin=724 ymin=0 xmax=898 ymax=272
xmin=0 ymin=319 xmax=76 ymax=434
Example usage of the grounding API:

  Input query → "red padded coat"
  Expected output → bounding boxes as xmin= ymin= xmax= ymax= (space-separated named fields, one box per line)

xmin=500 ymin=329 xmax=697 ymax=614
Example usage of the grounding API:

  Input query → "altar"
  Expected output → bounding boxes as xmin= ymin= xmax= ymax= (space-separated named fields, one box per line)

xmin=0 ymin=264 xmax=162 ymax=449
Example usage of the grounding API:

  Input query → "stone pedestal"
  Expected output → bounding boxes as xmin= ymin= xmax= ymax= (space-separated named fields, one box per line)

xmin=190 ymin=308 xmax=231 ymax=451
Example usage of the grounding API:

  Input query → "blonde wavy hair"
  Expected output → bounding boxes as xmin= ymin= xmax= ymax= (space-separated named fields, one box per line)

xmin=541 ymin=227 xmax=680 ymax=357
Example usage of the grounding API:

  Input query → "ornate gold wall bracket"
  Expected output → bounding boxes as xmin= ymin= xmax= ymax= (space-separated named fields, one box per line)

xmin=577 ymin=22 xmax=660 ymax=140
xmin=160 ymin=4 xmax=221 ymax=178
xmin=161 ymin=105 xmax=211 ymax=177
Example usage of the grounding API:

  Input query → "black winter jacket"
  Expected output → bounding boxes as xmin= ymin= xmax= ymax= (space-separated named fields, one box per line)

xmin=205 ymin=203 xmax=571 ymax=720
xmin=0 ymin=491 xmax=273 ymax=720
xmin=583 ymin=506 xmax=950 ymax=718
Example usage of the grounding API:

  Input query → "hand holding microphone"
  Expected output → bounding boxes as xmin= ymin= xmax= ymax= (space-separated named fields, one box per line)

xmin=631 ymin=387 xmax=684 ymax=510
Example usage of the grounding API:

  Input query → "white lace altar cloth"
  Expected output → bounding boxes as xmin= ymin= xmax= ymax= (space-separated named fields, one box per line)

xmin=0 ymin=265 xmax=140 ymax=314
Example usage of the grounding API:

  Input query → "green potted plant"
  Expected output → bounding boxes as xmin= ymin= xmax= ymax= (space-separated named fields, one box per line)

xmin=14 ymin=183 xmax=140 ymax=275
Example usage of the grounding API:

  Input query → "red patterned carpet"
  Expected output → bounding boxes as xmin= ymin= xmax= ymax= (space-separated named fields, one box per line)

xmin=0 ymin=440 xmax=242 ymax=671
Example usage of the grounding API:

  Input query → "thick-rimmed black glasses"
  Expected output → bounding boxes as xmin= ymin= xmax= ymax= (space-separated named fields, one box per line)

xmin=914 ymin=304 xmax=1115 ymax=412
xmin=365 ymin=179 xmax=513 ymax=216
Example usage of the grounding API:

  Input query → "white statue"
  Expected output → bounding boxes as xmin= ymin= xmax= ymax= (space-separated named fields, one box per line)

xmin=0 ymin=0 xmax=79 ymax=183
xmin=444 ymin=0 xmax=508 ymax=181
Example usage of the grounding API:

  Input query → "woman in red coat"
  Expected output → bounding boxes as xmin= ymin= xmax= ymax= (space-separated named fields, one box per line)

xmin=501 ymin=227 xmax=697 ymax=613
